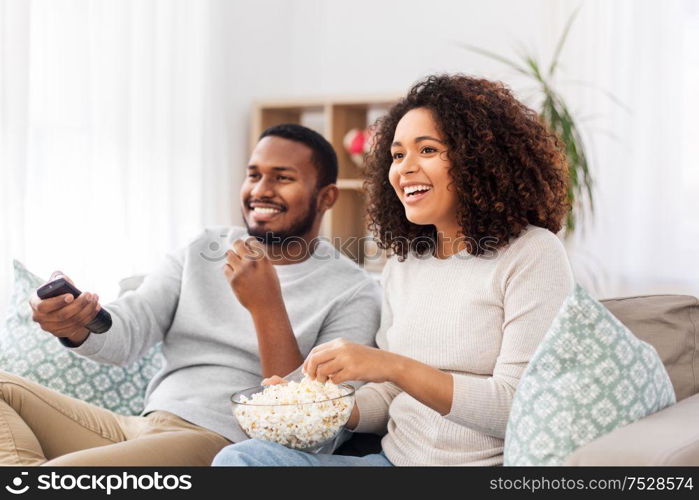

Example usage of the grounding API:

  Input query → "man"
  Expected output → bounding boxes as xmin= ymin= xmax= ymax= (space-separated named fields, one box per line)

xmin=0 ymin=124 xmax=381 ymax=466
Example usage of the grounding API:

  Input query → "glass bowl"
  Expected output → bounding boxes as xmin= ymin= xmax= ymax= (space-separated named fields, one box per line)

xmin=231 ymin=383 xmax=355 ymax=453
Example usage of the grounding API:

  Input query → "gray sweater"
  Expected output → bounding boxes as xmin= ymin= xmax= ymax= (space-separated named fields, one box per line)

xmin=67 ymin=226 xmax=382 ymax=442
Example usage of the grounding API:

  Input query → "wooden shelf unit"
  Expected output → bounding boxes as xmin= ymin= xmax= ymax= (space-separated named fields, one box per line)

xmin=250 ymin=95 xmax=399 ymax=272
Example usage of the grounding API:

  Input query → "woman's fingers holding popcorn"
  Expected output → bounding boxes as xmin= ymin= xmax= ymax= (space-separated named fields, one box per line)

xmin=304 ymin=348 xmax=338 ymax=380
xmin=306 ymin=341 xmax=333 ymax=357
xmin=327 ymin=369 xmax=351 ymax=385
xmin=262 ymin=375 xmax=287 ymax=385
xmin=307 ymin=337 xmax=347 ymax=356
xmin=315 ymin=359 xmax=344 ymax=383
xmin=303 ymin=338 xmax=352 ymax=375
xmin=303 ymin=340 xmax=401 ymax=384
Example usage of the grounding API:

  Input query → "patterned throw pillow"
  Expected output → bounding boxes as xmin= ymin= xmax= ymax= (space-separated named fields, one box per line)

xmin=504 ymin=284 xmax=676 ymax=466
xmin=0 ymin=260 xmax=163 ymax=415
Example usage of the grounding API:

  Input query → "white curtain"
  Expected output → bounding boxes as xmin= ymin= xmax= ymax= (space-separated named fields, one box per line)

xmin=0 ymin=0 xmax=232 ymax=317
xmin=554 ymin=0 xmax=699 ymax=299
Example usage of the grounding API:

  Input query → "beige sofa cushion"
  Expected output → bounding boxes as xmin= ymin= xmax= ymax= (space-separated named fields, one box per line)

xmin=565 ymin=392 xmax=699 ymax=465
xmin=601 ymin=295 xmax=699 ymax=401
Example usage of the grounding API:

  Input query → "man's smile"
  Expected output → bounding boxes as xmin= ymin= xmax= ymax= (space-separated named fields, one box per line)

xmin=247 ymin=200 xmax=286 ymax=222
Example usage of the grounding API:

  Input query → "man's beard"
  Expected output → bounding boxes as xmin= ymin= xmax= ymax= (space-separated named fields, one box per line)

xmin=243 ymin=196 xmax=318 ymax=245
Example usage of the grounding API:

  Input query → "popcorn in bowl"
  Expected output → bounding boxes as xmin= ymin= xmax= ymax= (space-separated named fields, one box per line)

xmin=232 ymin=377 xmax=355 ymax=451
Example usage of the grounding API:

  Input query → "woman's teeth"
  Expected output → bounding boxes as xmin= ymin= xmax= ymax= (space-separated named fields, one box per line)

xmin=253 ymin=207 xmax=281 ymax=214
xmin=404 ymin=185 xmax=432 ymax=197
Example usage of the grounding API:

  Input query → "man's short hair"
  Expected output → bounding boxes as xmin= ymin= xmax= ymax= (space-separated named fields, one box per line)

xmin=259 ymin=123 xmax=338 ymax=188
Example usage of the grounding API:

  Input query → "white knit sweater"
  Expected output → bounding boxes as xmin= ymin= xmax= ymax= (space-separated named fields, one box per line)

xmin=353 ymin=225 xmax=574 ymax=466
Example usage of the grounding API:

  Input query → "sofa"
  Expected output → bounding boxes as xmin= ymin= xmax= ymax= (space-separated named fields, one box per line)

xmin=563 ymin=294 xmax=699 ymax=465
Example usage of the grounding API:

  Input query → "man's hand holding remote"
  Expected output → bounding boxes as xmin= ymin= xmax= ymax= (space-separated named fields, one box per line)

xmin=29 ymin=272 xmax=102 ymax=347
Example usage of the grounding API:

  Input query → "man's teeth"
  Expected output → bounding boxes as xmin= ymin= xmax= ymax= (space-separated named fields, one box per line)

xmin=253 ymin=207 xmax=281 ymax=214
xmin=404 ymin=185 xmax=432 ymax=196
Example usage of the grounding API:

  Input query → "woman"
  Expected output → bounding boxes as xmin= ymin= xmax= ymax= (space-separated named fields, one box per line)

xmin=213 ymin=74 xmax=574 ymax=466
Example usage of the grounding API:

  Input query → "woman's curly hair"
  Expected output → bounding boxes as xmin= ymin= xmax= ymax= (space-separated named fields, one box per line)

xmin=365 ymin=74 xmax=570 ymax=259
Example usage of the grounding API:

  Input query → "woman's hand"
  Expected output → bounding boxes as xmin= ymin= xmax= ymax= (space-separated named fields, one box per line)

xmin=305 ymin=339 xmax=455 ymax=416
xmin=261 ymin=375 xmax=287 ymax=385
xmin=302 ymin=338 xmax=403 ymax=385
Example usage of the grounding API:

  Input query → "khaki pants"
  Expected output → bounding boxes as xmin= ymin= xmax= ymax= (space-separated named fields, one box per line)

xmin=0 ymin=370 xmax=231 ymax=466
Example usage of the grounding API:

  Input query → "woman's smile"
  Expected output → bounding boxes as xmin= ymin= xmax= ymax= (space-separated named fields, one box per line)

xmin=401 ymin=183 xmax=434 ymax=204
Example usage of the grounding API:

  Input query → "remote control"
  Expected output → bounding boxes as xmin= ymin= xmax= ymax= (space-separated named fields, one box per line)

xmin=36 ymin=278 xmax=112 ymax=334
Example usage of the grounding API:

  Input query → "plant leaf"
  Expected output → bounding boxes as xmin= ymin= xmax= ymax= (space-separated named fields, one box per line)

xmin=454 ymin=42 xmax=532 ymax=77
xmin=559 ymin=79 xmax=632 ymax=113
xmin=524 ymin=55 xmax=544 ymax=82
xmin=549 ymin=6 xmax=581 ymax=77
